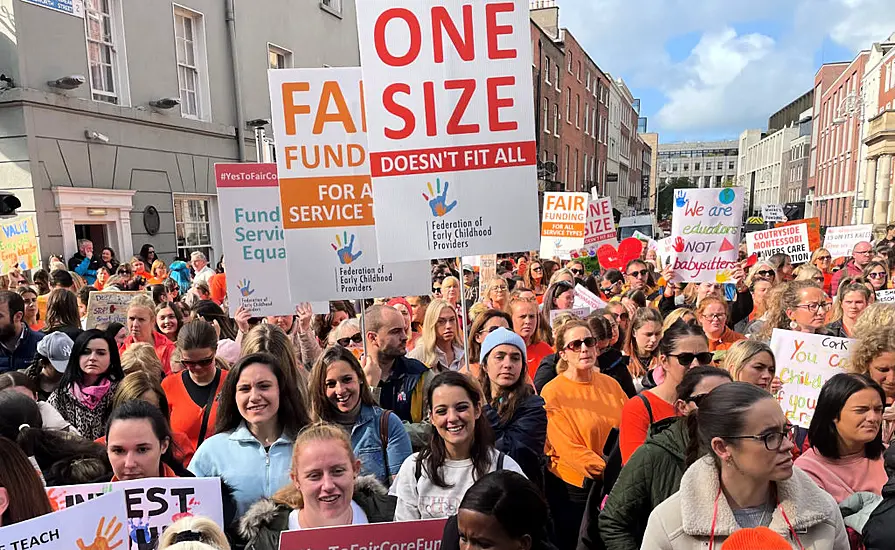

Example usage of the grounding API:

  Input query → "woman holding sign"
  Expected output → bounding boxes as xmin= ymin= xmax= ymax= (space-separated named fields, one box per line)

xmin=794 ymin=373 xmax=888 ymax=503
xmin=756 ymin=281 xmax=833 ymax=343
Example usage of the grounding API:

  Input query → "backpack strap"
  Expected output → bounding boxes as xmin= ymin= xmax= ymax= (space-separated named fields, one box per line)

xmin=637 ymin=392 xmax=654 ymax=425
xmin=196 ymin=369 xmax=221 ymax=446
xmin=380 ymin=409 xmax=392 ymax=487
xmin=496 ymin=451 xmax=505 ymax=470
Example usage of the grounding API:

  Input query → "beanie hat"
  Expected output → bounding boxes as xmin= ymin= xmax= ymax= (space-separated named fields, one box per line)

xmin=480 ymin=327 xmax=527 ymax=364
xmin=721 ymin=527 xmax=790 ymax=550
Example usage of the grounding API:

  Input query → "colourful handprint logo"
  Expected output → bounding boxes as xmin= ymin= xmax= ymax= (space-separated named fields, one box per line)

xmin=77 ymin=516 xmax=124 ymax=550
xmin=237 ymin=279 xmax=254 ymax=297
xmin=715 ymin=270 xmax=733 ymax=283
xmin=128 ymin=517 xmax=154 ymax=547
xmin=422 ymin=178 xmax=457 ymax=217
xmin=672 ymin=236 xmax=685 ymax=253
xmin=674 ymin=190 xmax=687 ymax=208
xmin=332 ymin=232 xmax=362 ymax=264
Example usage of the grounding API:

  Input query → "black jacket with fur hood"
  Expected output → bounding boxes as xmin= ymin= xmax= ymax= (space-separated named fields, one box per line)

xmin=239 ymin=476 xmax=397 ymax=550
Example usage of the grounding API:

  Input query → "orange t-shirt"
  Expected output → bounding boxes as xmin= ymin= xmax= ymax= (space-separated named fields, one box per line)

xmin=708 ymin=327 xmax=746 ymax=353
xmin=209 ymin=273 xmax=227 ymax=305
xmin=619 ymin=391 xmax=677 ymax=464
xmin=526 ymin=341 xmax=555 ymax=380
xmin=121 ymin=332 xmax=176 ymax=375
xmin=162 ymin=369 xmax=228 ymax=450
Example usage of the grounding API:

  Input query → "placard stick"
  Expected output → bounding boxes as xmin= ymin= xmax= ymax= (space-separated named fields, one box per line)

xmin=457 ymin=257 xmax=471 ymax=373
xmin=358 ymin=299 xmax=368 ymax=360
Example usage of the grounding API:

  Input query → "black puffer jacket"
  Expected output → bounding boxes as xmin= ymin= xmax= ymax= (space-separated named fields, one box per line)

xmin=485 ymin=392 xmax=547 ymax=490
xmin=862 ymin=446 xmax=895 ymax=549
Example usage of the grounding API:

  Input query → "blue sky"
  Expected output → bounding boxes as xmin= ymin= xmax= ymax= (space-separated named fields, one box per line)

xmin=555 ymin=0 xmax=895 ymax=143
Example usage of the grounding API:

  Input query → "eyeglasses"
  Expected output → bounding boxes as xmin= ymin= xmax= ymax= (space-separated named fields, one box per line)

xmin=628 ymin=269 xmax=649 ymax=278
xmin=570 ymin=268 xmax=584 ymax=276
xmin=701 ymin=313 xmax=727 ymax=320
xmin=869 ymin=272 xmax=888 ymax=279
xmin=668 ymin=352 xmax=714 ymax=367
xmin=337 ymin=333 xmax=363 ymax=347
xmin=757 ymin=270 xmax=776 ymax=278
xmin=564 ymin=337 xmax=598 ymax=352
xmin=181 ymin=356 xmax=215 ymax=368
xmin=725 ymin=424 xmax=794 ymax=451
xmin=491 ymin=285 xmax=508 ymax=291
xmin=478 ymin=325 xmax=502 ymax=336
xmin=815 ymin=256 xmax=832 ymax=261
xmin=795 ymin=302 xmax=833 ymax=313
xmin=687 ymin=393 xmax=710 ymax=408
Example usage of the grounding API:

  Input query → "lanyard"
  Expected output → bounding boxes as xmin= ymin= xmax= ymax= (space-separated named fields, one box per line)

xmin=707 ymin=486 xmax=804 ymax=550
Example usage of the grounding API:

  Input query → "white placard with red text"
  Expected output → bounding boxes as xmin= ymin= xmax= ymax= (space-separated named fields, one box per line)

xmin=583 ymin=197 xmax=618 ymax=251
xmin=267 ymin=68 xmax=431 ymax=301
xmin=670 ymin=187 xmax=744 ymax=282
xmin=540 ymin=192 xmax=587 ymax=260
xmin=823 ymin=224 xmax=873 ymax=260
xmin=357 ymin=1 xmax=540 ymax=262
xmin=746 ymin=224 xmax=811 ymax=264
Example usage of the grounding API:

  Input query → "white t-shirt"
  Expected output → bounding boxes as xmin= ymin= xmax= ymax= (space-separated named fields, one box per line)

xmin=390 ymin=449 xmax=525 ymax=521
xmin=286 ymin=500 xmax=368 ymax=530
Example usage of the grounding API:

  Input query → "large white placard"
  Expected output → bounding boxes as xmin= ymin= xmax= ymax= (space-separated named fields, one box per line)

xmin=356 ymin=1 xmax=540 ymax=262
xmin=670 ymin=187 xmax=744 ymax=282
xmin=583 ymin=196 xmax=618 ymax=252
xmin=539 ymin=192 xmax=587 ymax=260
xmin=823 ymin=224 xmax=874 ymax=259
xmin=761 ymin=204 xmax=786 ymax=222
xmin=746 ymin=224 xmax=811 ymax=263
xmin=267 ymin=68 xmax=431 ymax=301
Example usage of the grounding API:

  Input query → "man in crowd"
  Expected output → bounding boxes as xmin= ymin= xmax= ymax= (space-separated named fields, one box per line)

xmin=625 ymin=259 xmax=661 ymax=301
xmin=190 ymin=251 xmax=216 ymax=287
xmin=67 ymin=239 xmax=101 ymax=285
xmin=832 ymin=241 xmax=873 ymax=294
xmin=0 ymin=290 xmax=45 ymax=373
xmin=463 ymin=264 xmax=479 ymax=305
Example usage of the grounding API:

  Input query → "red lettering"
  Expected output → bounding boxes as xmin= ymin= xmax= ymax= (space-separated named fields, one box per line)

xmin=487 ymin=76 xmax=516 ymax=131
xmin=374 ymin=8 xmax=421 ymax=67
xmin=423 ymin=81 xmax=436 ymax=137
xmin=431 ymin=5 xmax=474 ymax=63
xmin=445 ymin=79 xmax=479 ymax=135
xmin=485 ymin=2 xmax=516 ymax=60
xmin=383 ymin=83 xmax=414 ymax=139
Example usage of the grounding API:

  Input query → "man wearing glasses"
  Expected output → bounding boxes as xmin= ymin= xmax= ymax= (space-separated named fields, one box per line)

xmin=624 ymin=259 xmax=662 ymax=301
xmin=832 ymin=241 xmax=873 ymax=294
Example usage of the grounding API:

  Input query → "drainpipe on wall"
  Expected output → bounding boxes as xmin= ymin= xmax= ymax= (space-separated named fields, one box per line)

xmin=225 ymin=0 xmax=247 ymax=162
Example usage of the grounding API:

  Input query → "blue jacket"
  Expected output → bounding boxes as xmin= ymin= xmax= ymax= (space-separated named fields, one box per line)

xmin=189 ymin=422 xmax=294 ymax=518
xmin=377 ymin=355 xmax=429 ymax=424
xmin=169 ymin=261 xmax=192 ymax=290
xmin=350 ymin=404 xmax=413 ymax=485
xmin=0 ymin=325 xmax=45 ymax=374
xmin=485 ymin=393 xmax=547 ymax=490
xmin=67 ymin=253 xmax=100 ymax=285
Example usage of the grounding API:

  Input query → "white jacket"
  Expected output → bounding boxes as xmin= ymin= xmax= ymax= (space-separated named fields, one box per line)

xmin=641 ymin=455 xmax=848 ymax=549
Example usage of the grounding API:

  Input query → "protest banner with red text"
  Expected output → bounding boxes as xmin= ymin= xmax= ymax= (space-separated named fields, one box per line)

xmin=746 ymin=224 xmax=810 ymax=263
xmin=357 ymin=1 xmax=540 ymax=262
xmin=540 ymin=192 xmax=587 ymax=260
xmin=823 ymin=224 xmax=874 ymax=260
xmin=280 ymin=518 xmax=447 ymax=550
xmin=581 ymin=196 xmax=618 ymax=254
xmin=775 ymin=217 xmax=821 ymax=251
xmin=670 ymin=187 xmax=744 ymax=282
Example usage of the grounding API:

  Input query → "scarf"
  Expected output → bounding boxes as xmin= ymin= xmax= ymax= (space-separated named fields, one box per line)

xmin=331 ymin=400 xmax=362 ymax=432
xmin=71 ymin=378 xmax=112 ymax=410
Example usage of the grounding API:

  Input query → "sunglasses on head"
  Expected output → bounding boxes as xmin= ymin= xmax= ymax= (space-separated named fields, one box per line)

xmin=478 ymin=325 xmax=502 ymax=336
xmin=337 ymin=333 xmax=363 ymax=347
xmin=181 ymin=356 xmax=215 ymax=368
xmin=668 ymin=352 xmax=714 ymax=367
xmin=687 ymin=393 xmax=710 ymax=407
xmin=564 ymin=337 xmax=598 ymax=352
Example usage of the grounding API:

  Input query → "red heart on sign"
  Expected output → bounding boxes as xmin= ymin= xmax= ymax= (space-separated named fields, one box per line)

xmin=597 ymin=238 xmax=645 ymax=271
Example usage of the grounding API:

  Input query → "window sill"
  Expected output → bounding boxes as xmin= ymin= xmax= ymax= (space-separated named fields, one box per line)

xmin=319 ymin=2 xmax=342 ymax=19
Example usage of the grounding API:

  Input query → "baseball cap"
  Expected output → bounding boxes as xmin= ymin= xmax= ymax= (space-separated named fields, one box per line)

xmin=462 ymin=264 xmax=474 ymax=273
xmin=36 ymin=331 xmax=74 ymax=373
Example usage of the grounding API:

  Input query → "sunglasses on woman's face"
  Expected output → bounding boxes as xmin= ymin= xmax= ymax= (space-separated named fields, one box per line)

xmin=337 ymin=333 xmax=363 ymax=347
xmin=668 ymin=352 xmax=714 ymax=367
xmin=564 ymin=337 xmax=598 ymax=352
xmin=757 ymin=270 xmax=775 ymax=278
xmin=570 ymin=268 xmax=584 ymax=276
xmin=816 ymin=256 xmax=832 ymax=261
xmin=181 ymin=356 xmax=215 ymax=368
xmin=869 ymin=271 xmax=887 ymax=279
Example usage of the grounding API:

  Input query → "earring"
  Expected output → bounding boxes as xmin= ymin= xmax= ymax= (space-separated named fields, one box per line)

xmin=790 ymin=320 xmax=798 ymax=330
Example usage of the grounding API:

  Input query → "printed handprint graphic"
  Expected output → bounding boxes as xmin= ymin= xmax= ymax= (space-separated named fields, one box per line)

xmin=128 ymin=517 xmax=155 ymax=548
xmin=77 ymin=516 xmax=124 ymax=550
xmin=422 ymin=178 xmax=458 ymax=217
xmin=331 ymin=232 xmax=362 ymax=264
xmin=674 ymin=190 xmax=687 ymax=208
xmin=715 ymin=270 xmax=733 ymax=284
xmin=237 ymin=279 xmax=254 ymax=297
xmin=672 ymin=236 xmax=685 ymax=253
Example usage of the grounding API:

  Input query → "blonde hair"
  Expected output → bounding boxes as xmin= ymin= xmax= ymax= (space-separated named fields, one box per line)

xmin=483 ymin=277 xmax=509 ymax=306
xmin=554 ymin=319 xmax=591 ymax=374
xmin=854 ymin=303 xmax=895 ymax=336
xmin=695 ymin=296 xmax=728 ymax=317
xmin=746 ymin=261 xmax=776 ymax=287
xmin=121 ymin=342 xmax=164 ymax=380
xmin=112 ymin=371 xmax=166 ymax=411
xmin=663 ymin=308 xmax=695 ymax=331
xmin=415 ymin=298 xmax=463 ymax=370
xmin=549 ymin=268 xmax=575 ymax=286
xmin=721 ymin=340 xmax=775 ymax=382
xmin=441 ymin=276 xmax=460 ymax=290
xmin=811 ymin=248 xmax=832 ymax=266
xmin=793 ymin=264 xmax=823 ymax=283
xmin=151 ymin=260 xmax=168 ymax=277
xmin=849 ymin=326 xmax=895 ymax=377
xmin=276 ymin=422 xmax=357 ymax=509
xmin=128 ymin=293 xmax=156 ymax=315
xmin=159 ymin=516 xmax=229 ymax=549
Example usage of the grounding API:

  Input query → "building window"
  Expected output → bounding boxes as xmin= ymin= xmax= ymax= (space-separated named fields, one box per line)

xmin=542 ymin=98 xmax=549 ymax=134
xmin=586 ymin=71 xmax=591 ymax=90
xmin=566 ymin=89 xmax=571 ymax=123
xmin=683 ymin=163 xmax=689 ymax=171
xmin=564 ymin=145 xmax=570 ymax=184
xmin=545 ymin=57 xmax=551 ymax=84
xmin=85 ymin=0 xmax=127 ymax=105
xmin=554 ymin=65 xmax=560 ymax=90
xmin=174 ymin=194 xmax=214 ymax=262
xmin=577 ymin=60 xmax=581 ymax=81
xmin=583 ymin=104 xmax=589 ymax=135
xmin=728 ymin=161 xmax=735 ymax=170
xmin=576 ymin=94 xmax=580 ymax=128
xmin=695 ymin=162 xmax=700 ymax=171
xmin=717 ymin=161 xmax=723 ymax=169
xmin=568 ymin=53 xmax=573 ymax=73
xmin=268 ymin=44 xmax=292 ymax=69
xmin=320 ymin=0 xmax=341 ymax=14
xmin=174 ymin=6 xmax=210 ymax=120
xmin=672 ymin=164 xmax=678 ymax=172
xmin=553 ymin=104 xmax=559 ymax=136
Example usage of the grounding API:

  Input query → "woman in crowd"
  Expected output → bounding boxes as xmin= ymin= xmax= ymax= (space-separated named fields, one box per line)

xmin=756 ymin=280 xmax=832 ymax=343
xmin=541 ymin=281 xmax=576 ymax=325
xmin=795 ymin=373 xmax=887 ymax=503
xmin=849 ymin=327 xmax=895 ymax=446
xmin=328 ymin=318 xmax=364 ymax=358
xmin=150 ymin=283 xmax=169 ymax=305
xmin=622 ymin=307 xmax=663 ymax=391
xmin=696 ymin=296 xmax=745 ymax=353
xmin=241 ymin=323 xmax=308 ymax=401
xmin=479 ymin=277 xmax=510 ymax=312
xmin=392 ymin=371 xmax=525 ymax=521
xmin=746 ymin=260 xmax=777 ymax=287
xmin=156 ymin=301 xmax=184 ymax=343
xmin=440 ymin=276 xmax=465 ymax=323
xmin=189 ymin=352 xmax=311 ymax=518
xmin=598 ymin=366 xmax=732 ymax=550
xmin=100 ymin=246 xmax=119 ymax=274
xmin=768 ymin=252 xmax=795 ymax=283
xmin=16 ymin=285 xmax=42 ymax=330
xmin=408 ymin=298 xmax=465 ymax=372
xmin=44 ymin=288 xmax=82 ymax=340
xmin=811 ymin=247 xmax=834 ymax=294
xmin=308 ymin=346 xmax=412 ymax=485
xmin=0 ymin=436 xmax=53 ymax=526
xmin=441 ymin=471 xmax=555 ymax=550
xmin=149 ymin=259 xmax=169 ymax=285
xmin=540 ymin=319 xmax=628 ymax=550
xmin=865 ymin=260 xmax=891 ymax=293
xmin=48 ymin=329 xmax=124 ymax=440
xmin=104 ymin=321 xmax=127 ymax=349
xmin=620 ymin=320 xmax=712 ymax=463
xmin=241 ymin=304 xmax=320 ymax=370
xmin=105 ymin=399 xmax=188 ymax=480
xmin=139 ymin=244 xmax=158 ymax=267
xmin=160 ymin=517 xmax=230 ymax=550
xmin=387 ymin=297 xmax=420 ymax=351
xmin=131 ymin=255 xmax=152 ymax=282
xmin=826 ymin=282 xmax=871 ymax=338
xmin=793 ymin=263 xmax=825 ymax=285
xmin=642 ymin=383 xmax=847 ymax=548
xmin=311 ymin=301 xmax=355 ymax=347
xmin=600 ymin=308 xmax=623 ymax=351
xmin=121 ymin=294 xmax=176 ymax=375
xmin=22 ymin=331 xmax=71 ymax=400
xmin=94 ymin=266 xmax=110 ymax=290
xmin=119 ymin=342 xmax=164 ymax=380
xmin=521 ymin=261 xmax=547 ymax=302
xmin=163 ymin=320 xmax=228 ymax=449
xmin=0 ymin=371 xmax=77 ymax=433
xmin=240 ymin=423 xmax=395 ymax=547
xmin=663 ymin=307 xmax=696 ymax=329
xmin=509 ymin=291 xmax=554 ymax=379
xmin=477 ymin=328 xmax=547 ymax=488
xmin=464 ymin=309 xmax=512 ymax=378
xmin=721 ymin=340 xmax=781 ymax=394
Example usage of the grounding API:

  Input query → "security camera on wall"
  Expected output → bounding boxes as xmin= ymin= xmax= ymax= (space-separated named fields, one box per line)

xmin=85 ymin=130 xmax=110 ymax=143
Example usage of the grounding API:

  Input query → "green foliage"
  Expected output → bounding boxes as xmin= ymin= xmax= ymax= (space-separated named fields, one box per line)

xmin=657 ymin=177 xmax=697 ymax=221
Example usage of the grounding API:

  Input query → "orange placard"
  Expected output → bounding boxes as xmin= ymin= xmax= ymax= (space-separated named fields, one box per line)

xmin=776 ymin=217 xmax=821 ymax=251
xmin=279 ymin=175 xmax=374 ymax=229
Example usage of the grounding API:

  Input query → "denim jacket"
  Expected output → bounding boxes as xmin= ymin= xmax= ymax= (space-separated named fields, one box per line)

xmin=189 ymin=422 xmax=295 ymax=518
xmin=351 ymin=404 xmax=413 ymax=485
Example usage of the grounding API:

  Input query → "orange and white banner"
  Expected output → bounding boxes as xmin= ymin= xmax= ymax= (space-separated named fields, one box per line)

xmin=267 ymin=68 xmax=430 ymax=301
xmin=540 ymin=192 xmax=587 ymax=260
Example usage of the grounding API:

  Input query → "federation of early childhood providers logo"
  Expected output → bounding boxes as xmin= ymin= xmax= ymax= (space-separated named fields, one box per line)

xmin=422 ymin=178 xmax=458 ymax=217
xmin=332 ymin=231 xmax=363 ymax=264
xmin=237 ymin=278 xmax=255 ymax=297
